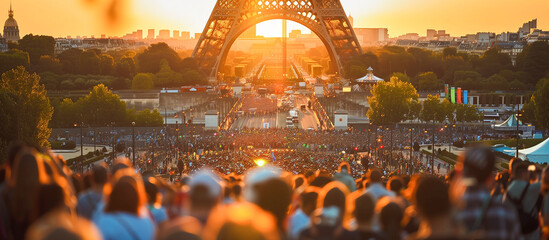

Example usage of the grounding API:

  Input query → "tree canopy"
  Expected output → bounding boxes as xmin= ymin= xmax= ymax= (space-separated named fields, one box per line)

xmin=0 ymin=67 xmax=53 ymax=160
xmin=367 ymin=76 xmax=418 ymax=125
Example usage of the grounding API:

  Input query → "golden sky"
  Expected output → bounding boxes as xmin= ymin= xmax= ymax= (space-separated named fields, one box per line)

xmin=2 ymin=0 xmax=548 ymax=38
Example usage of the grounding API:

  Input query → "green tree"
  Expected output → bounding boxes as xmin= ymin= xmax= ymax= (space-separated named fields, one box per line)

xmin=442 ymin=47 xmax=458 ymax=58
xmin=115 ymin=56 xmax=136 ymax=78
xmin=416 ymin=72 xmax=439 ymax=91
xmin=529 ymin=78 xmax=549 ymax=131
xmin=137 ymin=42 xmax=182 ymax=73
xmin=99 ymin=54 xmax=114 ymax=75
xmin=78 ymin=84 xmax=127 ymax=127
xmin=181 ymin=69 xmax=206 ymax=85
xmin=475 ymin=47 xmax=513 ymax=77
xmin=516 ymin=41 xmax=549 ymax=85
xmin=17 ymin=34 xmax=56 ymax=65
xmin=0 ymin=50 xmax=30 ymax=74
xmin=34 ymin=55 xmax=63 ymax=73
xmin=408 ymin=99 xmax=422 ymax=122
xmin=134 ymin=109 xmax=163 ymax=127
xmin=348 ymin=65 xmax=367 ymax=80
xmin=482 ymin=74 xmax=509 ymax=90
xmin=0 ymin=67 xmax=53 ymax=155
xmin=367 ymin=76 xmax=418 ymax=125
xmin=155 ymin=59 xmax=183 ymax=88
xmin=421 ymin=95 xmax=446 ymax=123
xmin=80 ymin=50 xmax=101 ymax=75
xmin=51 ymin=98 xmax=82 ymax=128
xmin=391 ymin=72 xmax=411 ymax=83
xmin=454 ymin=70 xmax=484 ymax=90
xmin=132 ymin=73 xmax=155 ymax=90
xmin=58 ymin=48 xmax=83 ymax=74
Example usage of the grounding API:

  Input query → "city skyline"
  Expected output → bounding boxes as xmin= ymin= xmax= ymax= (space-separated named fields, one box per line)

xmin=3 ymin=0 xmax=548 ymax=38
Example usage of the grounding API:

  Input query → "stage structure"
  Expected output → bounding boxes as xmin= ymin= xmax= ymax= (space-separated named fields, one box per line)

xmin=193 ymin=0 xmax=362 ymax=79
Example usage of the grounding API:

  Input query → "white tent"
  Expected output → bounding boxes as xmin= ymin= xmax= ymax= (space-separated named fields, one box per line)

xmin=505 ymin=138 xmax=549 ymax=163
xmin=356 ymin=66 xmax=384 ymax=83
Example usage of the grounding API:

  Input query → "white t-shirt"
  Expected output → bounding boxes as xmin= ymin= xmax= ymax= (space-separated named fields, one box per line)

xmin=94 ymin=212 xmax=155 ymax=240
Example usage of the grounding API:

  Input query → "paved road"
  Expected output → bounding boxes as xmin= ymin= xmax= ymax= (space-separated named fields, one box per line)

xmin=230 ymin=94 xmax=320 ymax=130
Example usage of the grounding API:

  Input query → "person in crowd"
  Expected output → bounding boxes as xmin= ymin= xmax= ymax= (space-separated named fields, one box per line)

xmin=93 ymin=168 xmax=154 ymax=240
xmin=353 ymin=193 xmax=386 ymax=240
xmin=376 ymin=197 xmax=403 ymax=240
xmin=203 ymin=203 xmax=280 ymax=240
xmin=256 ymin=178 xmax=292 ymax=236
xmin=453 ymin=147 xmax=520 ymax=240
xmin=144 ymin=177 xmax=169 ymax=225
xmin=77 ymin=164 xmax=108 ymax=220
xmin=299 ymin=181 xmax=359 ymax=240
xmin=188 ymin=169 xmax=222 ymax=225
xmin=0 ymin=148 xmax=49 ymax=240
xmin=288 ymin=188 xmax=318 ymax=240
xmin=503 ymin=161 xmax=542 ymax=240
xmin=334 ymin=162 xmax=357 ymax=192
xmin=27 ymin=183 xmax=102 ymax=240
xmin=540 ymin=166 xmax=549 ymax=239
xmin=412 ymin=176 xmax=462 ymax=240
xmin=364 ymin=168 xmax=395 ymax=201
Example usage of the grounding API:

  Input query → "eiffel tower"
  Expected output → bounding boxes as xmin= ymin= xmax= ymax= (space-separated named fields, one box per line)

xmin=192 ymin=0 xmax=362 ymax=79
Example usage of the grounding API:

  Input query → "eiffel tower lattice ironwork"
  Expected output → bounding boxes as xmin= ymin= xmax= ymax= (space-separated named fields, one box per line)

xmin=192 ymin=0 xmax=363 ymax=79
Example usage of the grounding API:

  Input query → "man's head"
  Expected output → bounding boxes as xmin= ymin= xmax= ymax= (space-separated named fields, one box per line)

xmin=458 ymin=147 xmax=495 ymax=184
xmin=414 ymin=176 xmax=450 ymax=220
xmin=354 ymin=193 xmax=375 ymax=225
xmin=300 ymin=188 xmax=319 ymax=216
xmin=338 ymin=162 xmax=350 ymax=174
xmin=512 ymin=162 xmax=530 ymax=181
xmin=367 ymin=168 xmax=382 ymax=184
xmin=92 ymin=164 xmax=108 ymax=187
xmin=509 ymin=157 xmax=521 ymax=175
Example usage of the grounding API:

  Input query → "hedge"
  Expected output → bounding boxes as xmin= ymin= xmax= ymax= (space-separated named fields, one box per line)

xmin=50 ymin=140 xmax=76 ymax=150
xmin=467 ymin=139 xmax=544 ymax=148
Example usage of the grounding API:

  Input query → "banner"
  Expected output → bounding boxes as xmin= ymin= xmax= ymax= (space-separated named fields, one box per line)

xmin=463 ymin=90 xmax=468 ymax=104
xmin=445 ymin=84 xmax=449 ymax=99
xmin=450 ymin=87 xmax=456 ymax=103
xmin=457 ymin=88 xmax=462 ymax=104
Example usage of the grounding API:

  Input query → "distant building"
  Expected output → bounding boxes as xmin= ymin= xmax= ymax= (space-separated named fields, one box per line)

xmin=147 ymin=29 xmax=155 ymax=39
xmin=354 ymin=28 xmax=389 ymax=45
xmin=158 ymin=29 xmax=170 ymax=39
xmin=426 ymin=29 xmax=436 ymax=40
xmin=173 ymin=30 xmax=180 ymax=39
xmin=289 ymin=30 xmax=302 ymax=39
xmin=195 ymin=33 xmax=202 ymax=40
xmin=180 ymin=31 xmax=190 ymax=40
xmin=136 ymin=30 xmax=143 ymax=40
xmin=3 ymin=3 xmax=20 ymax=42
xmin=348 ymin=14 xmax=354 ymax=27
xmin=518 ymin=19 xmax=537 ymax=38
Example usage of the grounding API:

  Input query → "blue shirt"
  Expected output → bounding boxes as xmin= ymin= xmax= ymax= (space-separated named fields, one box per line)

xmin=94 ymin=212 xmax=155 ymax=240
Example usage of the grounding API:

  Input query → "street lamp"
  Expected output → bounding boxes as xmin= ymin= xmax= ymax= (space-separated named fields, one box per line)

xmin=516 ymin=110 xmax=522 ymax=158
xmin=75 ymin=122 xmax=83 ymax=173
xmin=409 ymin=128 xmax=414 ymax=174
xmin=132 ymin=121 xmax=136 ymax=166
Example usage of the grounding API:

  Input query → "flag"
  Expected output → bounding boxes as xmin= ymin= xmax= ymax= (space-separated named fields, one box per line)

xmin=272 ymin=151 xmax=276 ymax=162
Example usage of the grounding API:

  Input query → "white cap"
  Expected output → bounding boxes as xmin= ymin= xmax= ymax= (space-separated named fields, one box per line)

xmin=243 ymin=166 xmax=282 ymax=202
xmin=189 ymin=169 xmax=223 ymax=198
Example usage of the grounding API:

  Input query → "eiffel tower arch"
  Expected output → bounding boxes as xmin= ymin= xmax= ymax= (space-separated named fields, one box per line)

xmin=192 ymin=0 xmax=363 ymax=80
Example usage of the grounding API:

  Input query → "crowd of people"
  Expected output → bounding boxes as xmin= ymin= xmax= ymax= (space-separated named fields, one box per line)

xmin=1 ymin=139 xmax=547 ymax=240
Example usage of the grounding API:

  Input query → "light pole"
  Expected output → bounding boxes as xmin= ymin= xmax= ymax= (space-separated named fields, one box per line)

xmin=409 ymin=128 xmax=413 ymax=174
xmin=516 ymin=109 xmax=522 ymax=158
xmin=75 ymin=122 xmax=83 ymax=173
xmin=111 ymin=122 xmax=115 ymax=161
xmin=132 ymin=121 xmax=136 ymax=166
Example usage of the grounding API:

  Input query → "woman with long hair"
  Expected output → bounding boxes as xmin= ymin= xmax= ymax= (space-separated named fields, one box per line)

xmin=94 ymin=168 xmax=154 ymax=240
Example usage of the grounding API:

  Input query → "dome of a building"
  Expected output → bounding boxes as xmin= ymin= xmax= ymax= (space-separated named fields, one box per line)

xmin=3 ymin=3 xmax=20 ymax=42
xmin=4 ymin=17 xmax=17 ymax=28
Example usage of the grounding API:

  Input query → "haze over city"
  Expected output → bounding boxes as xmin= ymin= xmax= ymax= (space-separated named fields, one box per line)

xmin=4 ymin=0 xmax=549 ymax=37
